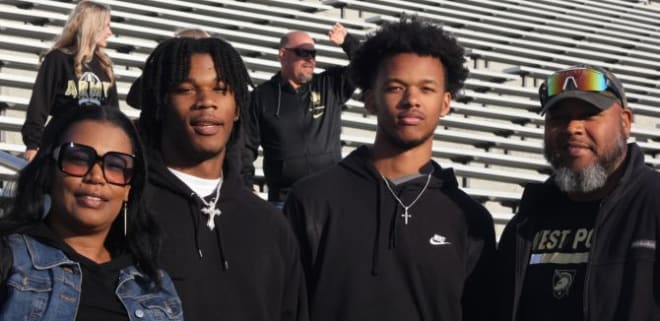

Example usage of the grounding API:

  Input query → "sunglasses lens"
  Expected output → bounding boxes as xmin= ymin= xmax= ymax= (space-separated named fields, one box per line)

xmin=103 ymin=153 xmax=135 ymax=185
xmin=56 ymin=143 xmax=135 ymax=185
xmin=59 ymin=145 xmax=95 ymax=177
xmin=293 ymin=48 xmax=316 ymax=58
xmin=546 ymin=69 xmax=608 ymax=97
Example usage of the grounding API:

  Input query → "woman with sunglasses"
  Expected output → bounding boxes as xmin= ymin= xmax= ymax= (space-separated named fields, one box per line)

xmin=0 ymin=107 xmax=183 ymax=321
xmin=21 ymin=0 xmax=118 ymax=163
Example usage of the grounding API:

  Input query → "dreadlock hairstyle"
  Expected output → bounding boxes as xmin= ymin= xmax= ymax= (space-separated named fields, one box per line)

xmin=0 ymin=106 xmax=162 ymax=286
xmin=350 ymin=16 xmax=468 ymax=97
xmin=138 ymin=37 xmax=252 ymax=169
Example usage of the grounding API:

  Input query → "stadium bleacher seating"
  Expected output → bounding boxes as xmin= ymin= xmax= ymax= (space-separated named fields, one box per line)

xmin=1 ymin=0 xmax=660 ymax=232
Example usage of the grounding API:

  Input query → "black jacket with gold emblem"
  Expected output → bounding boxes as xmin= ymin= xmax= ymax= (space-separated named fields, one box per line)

xmin=496 ymin=143 xmax=660 ymax=321
xmin=242 ymin=35 xmax=359 ymax=201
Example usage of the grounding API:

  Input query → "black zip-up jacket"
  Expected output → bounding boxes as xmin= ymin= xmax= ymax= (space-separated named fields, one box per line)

xmin=284 ymin=146 xmax=496 ymax=321
xmin=144 ymin=149 xmax=308 ymax=321
xmin=242 ymin=35 xmax=360 ymax=200
xmin=22 ymin=50 xmax=119 ymax=149
xmin=496 ymin=143 xmax=660 ymax=321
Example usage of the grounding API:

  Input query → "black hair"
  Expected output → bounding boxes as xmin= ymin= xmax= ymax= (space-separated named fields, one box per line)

xmin=0 ymin=107 xmax=161 ymax=285
xmin=350 ymin=16 xmax=468 ymax=97
xmin=138 ymin=37 xmax=252 ymax=166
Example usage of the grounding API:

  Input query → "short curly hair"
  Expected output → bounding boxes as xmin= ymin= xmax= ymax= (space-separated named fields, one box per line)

xmin=350 ymin=16 xmax=468 ymax=97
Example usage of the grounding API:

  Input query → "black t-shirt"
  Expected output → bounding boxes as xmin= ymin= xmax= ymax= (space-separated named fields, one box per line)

xmin=22 ymin=224 xmax=131 ymax=321
xmin=68 ymin=250 xmax=132 ymax=321
xmin=518 ymin=197 xmax=600 ymax=321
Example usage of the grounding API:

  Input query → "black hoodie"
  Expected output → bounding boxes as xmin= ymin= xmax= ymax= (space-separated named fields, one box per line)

xmin=284 ymin=146 xmax=496 ymax=321
xmin=144 ymin=148 xmax=308 ymax=321
xmin=496 ymin=143 xmax=660 ymax=321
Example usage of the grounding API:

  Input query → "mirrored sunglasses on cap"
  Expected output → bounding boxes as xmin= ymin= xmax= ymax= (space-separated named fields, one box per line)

xmin=540 ymin=67 xmax=624 ymax=106
xmin=285 ymin=47 xmax=317 ymax=58
xmin=53 ymin=142 xmax=136 ymax=186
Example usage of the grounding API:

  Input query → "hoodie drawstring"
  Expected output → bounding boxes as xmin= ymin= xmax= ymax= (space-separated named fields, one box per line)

xmin=389 ymin=206 xmax=399 ymax=250
xmin=371 ymin=181 xmax=386 ymax=276
xmin=188 ymin=192 xmax=204 ymax=259
xmin=188 ymin=192 xmax=230 ymax=270
xmin=274 ymin=83 xmax=282 ymax=118
xmin=213 ymin=215 xmax=230 ymax=271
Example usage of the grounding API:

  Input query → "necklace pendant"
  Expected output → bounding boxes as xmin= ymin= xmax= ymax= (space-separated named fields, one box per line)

xmin=201 ymin=206 xmax=221 ymax=230
xmin=402 ymin=207 xmax=411 ymax=225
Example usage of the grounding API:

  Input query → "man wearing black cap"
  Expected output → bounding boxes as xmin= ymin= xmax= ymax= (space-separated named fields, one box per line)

xmin=497 ymin=65 xmax=660 ymax=321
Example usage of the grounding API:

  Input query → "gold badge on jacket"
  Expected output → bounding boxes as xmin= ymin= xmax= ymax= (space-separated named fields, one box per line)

xmin=309 ymin=91 xmax=325 ymax=119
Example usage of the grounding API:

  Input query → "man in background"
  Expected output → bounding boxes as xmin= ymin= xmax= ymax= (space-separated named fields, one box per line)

xmin=242 ymin=22 xmax=359 ymax=207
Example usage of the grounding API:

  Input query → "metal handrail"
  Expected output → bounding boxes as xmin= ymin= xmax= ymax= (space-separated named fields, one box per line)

xmin=0 ymin=151 xmax=27 ymax=172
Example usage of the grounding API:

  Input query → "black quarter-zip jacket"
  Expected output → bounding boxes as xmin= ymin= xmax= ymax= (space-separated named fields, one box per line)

xmin=144 ymin=148 xmax=308 ymax=321
xmin=242 ymin=35 xmax=360 ymax=199
xmin=284 ymin=146 xmax=496 ymax=321
xmin=496 ymin=143 xmax=660 ymax=321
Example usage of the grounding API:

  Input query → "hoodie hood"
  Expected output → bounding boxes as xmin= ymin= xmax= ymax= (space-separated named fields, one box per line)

xmin=339 ymin=146 xmax=461 ymax=275
xmin=339 ymin=145 xmax=460 ymax=188
xmin=267 ymin=72 xmax=312 ymax=119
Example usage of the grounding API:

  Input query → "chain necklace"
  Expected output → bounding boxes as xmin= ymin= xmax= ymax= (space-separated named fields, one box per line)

xmin=199 ymin=182 xmax=222 ymax=230
xmin=380 ymin=169 xmax=433 ymax=225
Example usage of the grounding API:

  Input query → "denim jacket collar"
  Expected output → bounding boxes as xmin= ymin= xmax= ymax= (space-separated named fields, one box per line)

xmin=23 ymin=235 xmax=76 ymax=270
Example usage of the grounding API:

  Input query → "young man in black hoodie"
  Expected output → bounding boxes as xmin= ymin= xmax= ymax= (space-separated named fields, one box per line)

xmin=284 ymin=18 xmax=496 ymax=321
xmin=242 ymin=23 xmax=360 ymax=206
xmin=138 ymin=37 xmax=307 ymax=321
xmin=497 ymin=65 xmax=660 ymax=321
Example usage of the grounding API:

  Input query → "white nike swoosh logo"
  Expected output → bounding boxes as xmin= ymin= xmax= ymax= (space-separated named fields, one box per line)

xmin=429 ymin=234 xmax=451 ymax=246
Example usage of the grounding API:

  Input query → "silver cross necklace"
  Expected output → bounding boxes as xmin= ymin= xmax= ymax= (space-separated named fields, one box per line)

xmin=380 ymin=169 xmax=434 ymax=225
xmin=199 ymin=182 xmax=222 ymax=230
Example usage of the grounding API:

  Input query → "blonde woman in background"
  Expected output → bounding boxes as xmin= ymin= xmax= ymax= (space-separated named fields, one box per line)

xmin=21 ymin=0 xmax=118 ymax=162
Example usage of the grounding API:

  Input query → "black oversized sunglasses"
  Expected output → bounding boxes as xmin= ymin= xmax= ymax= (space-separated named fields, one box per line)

xmin=285 ymin=47 xmax=317 ymax=58
xmin=53 ymin=142 xmax=136 ymax=186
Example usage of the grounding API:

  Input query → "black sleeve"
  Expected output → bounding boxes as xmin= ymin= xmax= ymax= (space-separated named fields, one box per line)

xmin=340 ymin=33 xmax=360 ymax=59
xmin=240 ymin=91 xmax=261 ymax=188
xmin=461 ymin=205 xmax=497 ymax=321
xmin=283 ymin=191 xmax=316 ymax=296
xmin=21 ymin=51 xmax=66 ymax=149
xmin=322 ymin=33 xmax=360 ymax=105
xmin=280 ymin=224 xmax=310 ymax=321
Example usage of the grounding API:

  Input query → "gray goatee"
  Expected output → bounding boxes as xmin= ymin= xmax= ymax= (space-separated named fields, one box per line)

xmin=546 ymin=133 xmax=627 ymax=193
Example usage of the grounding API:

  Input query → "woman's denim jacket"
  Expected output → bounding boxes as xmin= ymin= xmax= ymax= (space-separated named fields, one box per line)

xmin=0 ymin=234 xmax=184 ymax=320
